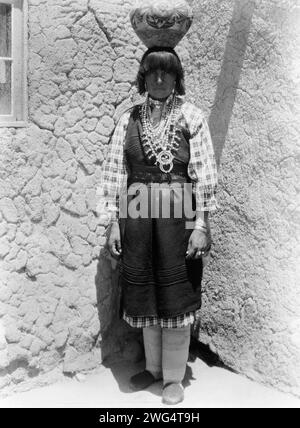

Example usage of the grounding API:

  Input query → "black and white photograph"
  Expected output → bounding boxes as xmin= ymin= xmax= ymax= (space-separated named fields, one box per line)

xmin=0 ymin=0 xmax=299 ymax=411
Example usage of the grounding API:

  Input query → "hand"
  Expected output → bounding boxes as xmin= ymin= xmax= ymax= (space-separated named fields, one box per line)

xmin=186 ymin=229 xmax=211 ymax=260
xmin=107 ymin=222 xmax=122 ymax=260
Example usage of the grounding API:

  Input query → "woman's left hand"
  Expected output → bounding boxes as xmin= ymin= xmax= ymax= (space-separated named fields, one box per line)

xmin=186 ymin=230 xmax=211 ymax=260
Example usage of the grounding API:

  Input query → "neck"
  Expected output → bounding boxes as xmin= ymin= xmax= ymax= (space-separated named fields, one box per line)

xmin=149 ymin=95 xmax=168 ymax=102
xmin=148 ymin=92 xmax=175 ymax=107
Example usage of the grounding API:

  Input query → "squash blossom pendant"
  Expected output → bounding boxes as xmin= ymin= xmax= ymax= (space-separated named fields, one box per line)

xmin=157 ymin=151 xmax=174 ymax=173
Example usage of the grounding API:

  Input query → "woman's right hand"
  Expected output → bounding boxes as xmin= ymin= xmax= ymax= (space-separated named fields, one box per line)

xmin=107 ymin=221 xmax=122 ymax=259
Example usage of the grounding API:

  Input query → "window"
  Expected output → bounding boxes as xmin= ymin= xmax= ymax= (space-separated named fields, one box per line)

xmin=0 ymin=0 xmax=27 ymax=127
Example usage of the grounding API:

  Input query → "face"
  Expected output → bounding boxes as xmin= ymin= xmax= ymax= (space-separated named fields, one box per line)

xmin=145 ymin=69 xmax=176 ymax=100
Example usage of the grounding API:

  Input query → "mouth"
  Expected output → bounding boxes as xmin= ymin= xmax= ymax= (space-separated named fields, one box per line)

xmin=154 ymin=86 xmax=167 ymax=91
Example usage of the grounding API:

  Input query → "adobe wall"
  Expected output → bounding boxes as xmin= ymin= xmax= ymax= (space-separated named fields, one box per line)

xmin=0 ymin=0 xmax=299 ymax=396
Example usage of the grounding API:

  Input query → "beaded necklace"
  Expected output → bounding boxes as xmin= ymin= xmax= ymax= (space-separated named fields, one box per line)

xmin=140 ymin=94 xmax=181 ymax=173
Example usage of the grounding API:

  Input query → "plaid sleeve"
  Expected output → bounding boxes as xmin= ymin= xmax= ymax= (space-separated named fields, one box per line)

xmin=97 ymin=111 xmax=131 ymax=222
xmin=183 ymin=103 xmax=219 ymax=212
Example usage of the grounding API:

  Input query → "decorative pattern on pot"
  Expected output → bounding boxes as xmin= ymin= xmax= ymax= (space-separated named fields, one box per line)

xmin=130 ymin=0 xmax=193 ymax=48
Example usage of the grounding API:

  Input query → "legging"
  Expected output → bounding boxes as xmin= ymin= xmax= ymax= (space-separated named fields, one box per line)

xmin=143 ymin=325 xmax=191 ymax=385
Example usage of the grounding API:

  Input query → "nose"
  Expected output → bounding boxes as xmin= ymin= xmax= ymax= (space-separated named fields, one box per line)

xmin=156 ymin=71 xmax=164 ymax=84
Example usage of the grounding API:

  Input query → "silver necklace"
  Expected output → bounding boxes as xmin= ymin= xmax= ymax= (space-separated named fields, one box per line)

xmin=140 ymin=95 xmax=181 ymax=173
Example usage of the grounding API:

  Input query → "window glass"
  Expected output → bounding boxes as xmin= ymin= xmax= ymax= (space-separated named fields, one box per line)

xmin=0 ymin=1 xmax=26 ymax=125
xmin=0 ymin=4 xmax=12 ymax=57
xmin=0 ymin=4 xmax=12 ymax=116
xmin=0 ymin=60 xmax=11 ymax=114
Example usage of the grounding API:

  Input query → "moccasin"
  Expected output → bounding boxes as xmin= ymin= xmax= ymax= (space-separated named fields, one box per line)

xmin=162 ymin=382 xmax=184 ymax=405
xmin=129 ymin=370 xmax=161 ymax=391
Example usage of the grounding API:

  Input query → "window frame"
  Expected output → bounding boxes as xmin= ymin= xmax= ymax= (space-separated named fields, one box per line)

xmin=0 ymin=0 xmax=27 ymax=127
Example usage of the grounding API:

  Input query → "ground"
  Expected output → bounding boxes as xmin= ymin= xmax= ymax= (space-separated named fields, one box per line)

xmin=1 ymin=348 xmax=299 ymax=409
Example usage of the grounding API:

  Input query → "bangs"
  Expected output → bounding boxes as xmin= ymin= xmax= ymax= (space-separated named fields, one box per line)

xmin=136 ymin=48 xmax=186 ymax=96
xmin=142 ymin=51 xmax=181 ymax=75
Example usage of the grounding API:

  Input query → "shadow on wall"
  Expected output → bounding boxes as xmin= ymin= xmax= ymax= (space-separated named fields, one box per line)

xmin=208 ymin=0 xmax=256 ymax=166
xmin=94 ymin=249 xmax=143 ymax=366
xmin=193 ymin=0 xmax=255 ymax=339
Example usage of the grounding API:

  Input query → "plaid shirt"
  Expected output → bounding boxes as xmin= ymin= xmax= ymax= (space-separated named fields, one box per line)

xmin=98 ymin=96 xmax=218 ymax=221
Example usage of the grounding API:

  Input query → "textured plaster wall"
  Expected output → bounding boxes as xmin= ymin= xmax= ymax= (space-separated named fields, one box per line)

xmin=188 ymin=0 xmax=300 ymax=397
xmin=0 ymin=0 xmax=299 ymax=397
xmin=0 ymin=0 xmax=144 ymax=394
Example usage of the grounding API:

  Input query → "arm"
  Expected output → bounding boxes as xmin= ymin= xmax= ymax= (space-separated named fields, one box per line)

xmin=189 ymin=114 xmax=218 ymax=214
xmin=99 ymin=113 xmax=129 ymax=222
xmin=97 ymin=112 xmax=130 ymax=258
xmin=186 ymin=110 xmax=218 ymax=260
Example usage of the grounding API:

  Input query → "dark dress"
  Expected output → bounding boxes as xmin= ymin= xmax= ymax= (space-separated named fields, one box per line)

xmin=119 ymin=106 xmax=203 ymax=319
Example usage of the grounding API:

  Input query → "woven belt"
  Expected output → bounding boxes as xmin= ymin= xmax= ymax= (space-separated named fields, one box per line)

xmin=128 ymin=163 xmax=189 ymax=185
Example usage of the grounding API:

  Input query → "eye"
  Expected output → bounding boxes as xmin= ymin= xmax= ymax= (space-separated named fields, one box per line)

xmin=156 ymin=70 xmax=166 ymax=79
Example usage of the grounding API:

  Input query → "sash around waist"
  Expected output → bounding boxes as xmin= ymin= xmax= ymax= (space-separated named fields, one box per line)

xmin=128 ymin=163 xmax=190 ymax=185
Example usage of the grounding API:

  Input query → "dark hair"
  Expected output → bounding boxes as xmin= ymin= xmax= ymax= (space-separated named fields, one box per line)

xmin=136 ymin=47 xmax=185 ymax=96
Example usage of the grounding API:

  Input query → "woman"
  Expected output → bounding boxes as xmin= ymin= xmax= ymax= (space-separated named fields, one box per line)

xmin=101 ymin=47 xmax=218 ymax=405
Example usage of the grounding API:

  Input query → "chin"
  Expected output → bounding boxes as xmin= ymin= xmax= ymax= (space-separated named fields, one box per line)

xmin=152 ymin=91 xmax=171 ymax=99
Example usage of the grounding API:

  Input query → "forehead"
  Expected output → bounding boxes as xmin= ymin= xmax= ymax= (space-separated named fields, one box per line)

xmin=146 ymin=69 xmax=176 ymax=75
